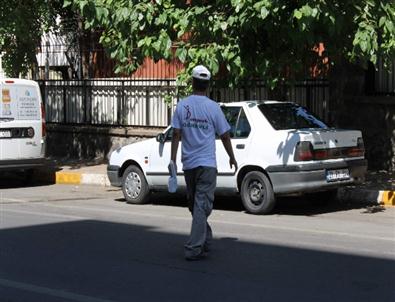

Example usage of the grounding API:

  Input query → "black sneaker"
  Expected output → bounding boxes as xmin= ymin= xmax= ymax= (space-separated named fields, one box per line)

xmin=185 ymin=251 xmax=208 ymax=261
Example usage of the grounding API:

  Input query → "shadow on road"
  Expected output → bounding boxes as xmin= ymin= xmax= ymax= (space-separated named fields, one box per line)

xmin=0 ymin=168 xmax=56 ymax=189
xmin=0 ymin=220 xmax=393 ymax=302
xmin=145 ymin=192 xmax=376 ymax=216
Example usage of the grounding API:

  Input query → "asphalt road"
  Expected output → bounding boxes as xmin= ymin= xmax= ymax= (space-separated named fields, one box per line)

xmin=0 ymin=178 xmax=394 ymax=302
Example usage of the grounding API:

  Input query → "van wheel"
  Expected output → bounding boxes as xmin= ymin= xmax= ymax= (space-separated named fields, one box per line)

xmin=122 ymin=165 xmax=150 ymax=204
xmin=240 ymin=171 xmax=275 ymax=214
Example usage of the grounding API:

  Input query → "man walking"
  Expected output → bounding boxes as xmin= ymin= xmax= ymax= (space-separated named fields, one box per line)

xmin=170 ymin=65 xmax=238 ymax=260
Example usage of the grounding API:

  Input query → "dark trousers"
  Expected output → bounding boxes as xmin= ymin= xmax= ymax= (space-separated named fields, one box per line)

xmin=184 ymin=166 xmax=217 ymax=257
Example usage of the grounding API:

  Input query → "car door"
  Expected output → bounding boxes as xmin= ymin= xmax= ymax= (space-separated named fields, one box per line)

xmin=16 ymin=83 xmax=43 ymax=159
xmin=147 ymin=127 xmax=184 ymax=187
xmin=216 ymin=106 xmax=253 ymax=188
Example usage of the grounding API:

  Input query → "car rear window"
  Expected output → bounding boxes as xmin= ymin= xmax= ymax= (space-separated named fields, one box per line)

xmin=258 ymin=103 xmax=328 ymax=130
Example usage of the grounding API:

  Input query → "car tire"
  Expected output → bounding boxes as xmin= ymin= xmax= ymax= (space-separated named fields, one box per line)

xmin=240 ymin=171 xmax=275 ymax=214
xmin=122 ymin=165 xmax=150 ymax=204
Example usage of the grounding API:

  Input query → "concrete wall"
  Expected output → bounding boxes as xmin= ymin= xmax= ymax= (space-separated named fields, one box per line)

xmin=46 ymin=124 xmax=165 ymax=161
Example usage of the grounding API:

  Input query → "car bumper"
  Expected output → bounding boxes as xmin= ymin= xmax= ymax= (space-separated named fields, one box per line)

xmin=0 ymin=158 xmax=51 ymax=171
xmin=267 ymin=159 xmax=368 ymax=195
xmin=107 ymin=165 xmax=122 ymax=186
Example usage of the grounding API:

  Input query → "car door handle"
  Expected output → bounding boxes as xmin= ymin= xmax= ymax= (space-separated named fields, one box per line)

xmin=236 ymin=144 xmax=245 ymax=149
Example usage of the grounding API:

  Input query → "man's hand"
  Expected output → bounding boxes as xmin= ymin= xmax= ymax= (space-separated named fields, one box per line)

xmin=220 ymin=131 xmax=238 ymax=172
xmin=229 ymin=157 xmax=238 ymax=172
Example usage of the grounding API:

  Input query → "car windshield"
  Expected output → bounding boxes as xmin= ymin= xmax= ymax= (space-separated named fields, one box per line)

xmin=258 ymin=103 xmax=328 ymax=130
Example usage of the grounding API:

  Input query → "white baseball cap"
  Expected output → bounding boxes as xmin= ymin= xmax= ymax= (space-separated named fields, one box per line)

xmin=192 ymin=65 xmax=211 ymax=80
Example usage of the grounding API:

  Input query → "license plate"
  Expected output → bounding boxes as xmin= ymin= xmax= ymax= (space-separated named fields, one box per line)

xmin=326 ymin=169 xmax=350 ymax=182
xmin=0 ymin=130 xmax=11 ymax=138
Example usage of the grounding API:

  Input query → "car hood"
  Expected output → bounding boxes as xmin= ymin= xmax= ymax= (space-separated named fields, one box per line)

xmin=110 ymin=137 xmax=156 ymax=166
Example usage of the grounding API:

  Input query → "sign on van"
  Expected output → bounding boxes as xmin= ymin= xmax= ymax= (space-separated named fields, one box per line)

xmin=1 ymin=86 xmax=40 ymax=120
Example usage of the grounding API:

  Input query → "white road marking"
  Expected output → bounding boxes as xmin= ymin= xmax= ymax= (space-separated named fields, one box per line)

xmin=0 ymin=197 xmax=28 ymax=203
xmin=2 ymin=209 xmax=87 ymax=220
xmin=0 ymin=278 xmax=116 ymax=302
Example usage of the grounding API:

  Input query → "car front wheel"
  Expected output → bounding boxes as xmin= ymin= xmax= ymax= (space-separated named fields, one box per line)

xmin=240 ymin=171 xmax=275 ymax=214
xmin=122 ymin=165 xmax=150 ymax=204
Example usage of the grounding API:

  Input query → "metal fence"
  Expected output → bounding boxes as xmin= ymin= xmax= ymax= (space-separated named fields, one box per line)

xmin=210 ymin=80 xmax=329 ymax=121
xmin=375 ymin=57 xmax=395 ymax=95
xmin=39 ymin=79 xmax=178 ymax=127
xmin=39 ymin=79 xmax=329 ymax=127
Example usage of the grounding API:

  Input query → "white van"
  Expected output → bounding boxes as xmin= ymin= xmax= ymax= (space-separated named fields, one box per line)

xmin=0 ymin=79 xmax=46 ymax=172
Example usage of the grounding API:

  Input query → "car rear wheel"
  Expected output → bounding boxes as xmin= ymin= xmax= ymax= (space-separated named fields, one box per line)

xmin=240 ymin=171 xmax=275 ymax=214
xmin=122 ymin=165 xmax=150 ymax=204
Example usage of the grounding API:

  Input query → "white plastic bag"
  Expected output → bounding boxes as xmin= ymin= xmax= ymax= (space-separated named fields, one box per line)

xmin=168 ymin=160 xmax=177 ymax=193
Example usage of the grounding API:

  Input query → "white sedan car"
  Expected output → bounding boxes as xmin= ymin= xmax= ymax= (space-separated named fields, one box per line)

xmin=107 ymin=101 xmax=367 ymax=214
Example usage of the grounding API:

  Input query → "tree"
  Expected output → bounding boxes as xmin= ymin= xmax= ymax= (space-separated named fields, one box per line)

xmin=0 ymin=0 xmax=73 ymax=77
xmin=66 ymin=0 xmax=395 ymax=90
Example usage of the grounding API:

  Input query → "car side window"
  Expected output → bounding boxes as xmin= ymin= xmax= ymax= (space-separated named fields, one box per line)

xmin=221 ymin=106 xmax=251 ymax=138
xmin=221 ymin=107 xmax=240 ymax=138
xmin=235 ymin=109 xmax=251 ymax=138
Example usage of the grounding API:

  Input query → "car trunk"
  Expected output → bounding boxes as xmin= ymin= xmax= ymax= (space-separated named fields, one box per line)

xmin=293 ymin=128 xmax=364 ymax=163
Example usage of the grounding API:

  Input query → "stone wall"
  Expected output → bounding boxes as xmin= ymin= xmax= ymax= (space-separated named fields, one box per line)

xmin=46 ymin=124 xmax=164 ymax=161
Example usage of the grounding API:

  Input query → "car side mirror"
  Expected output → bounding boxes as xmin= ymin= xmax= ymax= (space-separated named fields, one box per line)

xmin=156 ymin=133 xmax=165 ymax=144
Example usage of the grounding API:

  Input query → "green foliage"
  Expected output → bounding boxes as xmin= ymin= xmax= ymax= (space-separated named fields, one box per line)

xmin=0 ymin=0 xmax=68 ymax=77
xmin=67 ymin=0 xmax=395 ymax=88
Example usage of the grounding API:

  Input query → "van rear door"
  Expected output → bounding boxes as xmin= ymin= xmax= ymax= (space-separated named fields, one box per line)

xmin=0 ymin=79 xmax=43 ymax=160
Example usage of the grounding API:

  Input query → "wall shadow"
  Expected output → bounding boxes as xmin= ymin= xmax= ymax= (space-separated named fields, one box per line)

xmin=0 ymin=220 xmax=393 ymax=302
xmin=0 ymin=166 xmax=57 ymax=189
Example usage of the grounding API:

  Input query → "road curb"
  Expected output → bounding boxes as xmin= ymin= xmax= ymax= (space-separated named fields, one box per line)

xmin=339 ymin=188 xmax=395 ymax=207
xmin=55 ymin=171 xmax=111 ymax=187
xmin=379 ymin=190 xmax=395 ymax=206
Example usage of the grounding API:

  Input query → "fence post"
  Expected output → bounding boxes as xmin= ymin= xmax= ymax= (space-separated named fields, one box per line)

xmin=121 ymin=80 xmax=126 ymax=125
xmin=146 ymin=87 xmax=150 ymax=126
xmin=63 ymin=85 xmax=67 ymax=123
xmin=83 ymin=80 xmax=87 ymax=124
xmin=116 ymin=81 xmax=123 ymax=126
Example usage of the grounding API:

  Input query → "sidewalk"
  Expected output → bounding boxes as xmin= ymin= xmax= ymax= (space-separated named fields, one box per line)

xmin=42 ymin=158 xmax=394 ymax=207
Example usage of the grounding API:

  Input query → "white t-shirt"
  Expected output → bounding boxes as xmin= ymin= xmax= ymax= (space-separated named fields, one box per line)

xmin=171 ymin=95 xmax=230 ymax=170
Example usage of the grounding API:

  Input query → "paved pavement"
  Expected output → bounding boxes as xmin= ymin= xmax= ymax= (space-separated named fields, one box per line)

xmin=35 ymin=158 xmax=395 ymax=207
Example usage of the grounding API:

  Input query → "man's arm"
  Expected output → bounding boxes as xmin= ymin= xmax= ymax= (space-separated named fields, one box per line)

xmin=171 ymin=128 xmax=181 ymax=163
xmin=220 ymin=131 xmax=238 ymax=171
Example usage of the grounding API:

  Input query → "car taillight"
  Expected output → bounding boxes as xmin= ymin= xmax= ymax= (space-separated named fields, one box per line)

xmin=294 ymin=141 xmax=313 ymax=161
xmin=313 ymin=149 xmax=328 ymax=160
xmin=41 ymin=103 xmax=46 ymax=137
xmin=347 ymin=137 xmax=364 ymax=157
